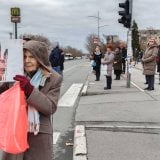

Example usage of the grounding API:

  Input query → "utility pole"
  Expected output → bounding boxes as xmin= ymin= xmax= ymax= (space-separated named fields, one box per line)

xmin=88 ymin=11 xmax=108 ymax=45
xmin=97 ymin=11 xmax=100 ymax=40
xmin=118 ymin=0 xmax=133 ymax=88
xmin=126 ymin=0 xmax=133 ymax=88
xmin=88 ymin=11 xmax=101 ymax=42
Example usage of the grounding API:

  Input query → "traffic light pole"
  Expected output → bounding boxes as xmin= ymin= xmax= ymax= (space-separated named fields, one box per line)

xmin=126 ymin=30 xmax=132 ymax=88
xmin=126 ymin=0 xmax=133 ymax=88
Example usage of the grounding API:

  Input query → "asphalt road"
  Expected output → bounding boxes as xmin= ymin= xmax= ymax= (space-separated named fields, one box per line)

xmin=54 ymin=59 xmax=90 ymax=160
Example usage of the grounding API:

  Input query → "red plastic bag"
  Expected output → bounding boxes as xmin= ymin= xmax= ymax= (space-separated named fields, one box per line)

xmin=0 ymin=82 xmax=29 ymax=154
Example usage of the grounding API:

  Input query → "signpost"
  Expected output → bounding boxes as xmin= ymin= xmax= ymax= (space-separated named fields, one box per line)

xmin=10 ymin=7 xmax=21 ymax=39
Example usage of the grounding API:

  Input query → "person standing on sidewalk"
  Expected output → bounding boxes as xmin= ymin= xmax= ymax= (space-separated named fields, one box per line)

xmin=49 ymin=42 xmax=62 ymax=74
xmin=156 ymin=45 xmax=160 ymax=84
xmin=139 ymin=50 xmax=148 ymax=84
xmin=101 ymin=44 xmax=114 ymax=89
xmin=113 ymin=47 xmax=122 ymax=80
xmin=92 ymin=45 xmax=102 ymax=81
xmin=59 ymin=49 xmax=65 ymax=79
xmin=0 ymin=40 xmax=62 ymax=160
xmin=142 ymin=37 xmax=158 ymax=91
xmin=119 ymin=42 xmax=127 ymax=74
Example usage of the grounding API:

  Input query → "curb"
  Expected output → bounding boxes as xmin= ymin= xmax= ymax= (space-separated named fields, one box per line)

xmin=81 ymin=72 xmax=91 ymax=96
xmin=81 ymin=81 xmax=88 ymax=96
xmin=73 ymin=125 xmax=87 ymax=160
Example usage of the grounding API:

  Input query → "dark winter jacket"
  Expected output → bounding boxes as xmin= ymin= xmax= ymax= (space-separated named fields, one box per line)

xmin=93 ymin=52 xmax=102 ymax=70
xmin=113 ymin=51 xmax=122 ymax=71
xmin=120 ymin=47 xmax=127 ymax=61
xmin=49 ymin=47 xmax=63 ymax=67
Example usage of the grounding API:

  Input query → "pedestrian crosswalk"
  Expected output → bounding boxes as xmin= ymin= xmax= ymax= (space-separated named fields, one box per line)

xmin=58 ymin=83 xmax=83 ymax=107
xmin=54 ymin=83 xmax=83 ymax=144
xmin=53 ymin=132 xmax=60 ymax=145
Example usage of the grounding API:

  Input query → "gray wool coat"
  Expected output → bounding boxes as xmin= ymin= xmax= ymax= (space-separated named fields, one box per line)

xmin=101 ymin=52 xmax=115 ymax=76
xmin=1 ymin=71 xmax=62 ymax=160
xmin=142 ymin=45 xmax=158 ymax=75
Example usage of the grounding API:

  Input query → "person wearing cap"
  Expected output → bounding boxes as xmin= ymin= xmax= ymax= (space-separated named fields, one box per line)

xmin=0 ymin=40 xmax=62 ymax=160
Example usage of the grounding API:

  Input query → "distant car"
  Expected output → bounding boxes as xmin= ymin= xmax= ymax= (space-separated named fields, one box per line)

xmin=75 ymin=57 xmax=82 ymax=59
xmin=65 ymin=53 xmax=74 ymax=60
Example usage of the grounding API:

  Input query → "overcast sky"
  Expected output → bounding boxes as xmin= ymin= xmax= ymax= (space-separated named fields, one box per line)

xmin=1 ymin=0 xmax=159 ymax=52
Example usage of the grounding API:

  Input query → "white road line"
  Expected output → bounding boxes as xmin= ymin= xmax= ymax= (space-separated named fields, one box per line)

xmin=58 ymin=83 xmax=83 ymax=107
xmin=63 ymin=65 xmax=77 ymax=73
xmin=131 ymin=81 xmax=144 ymax=92
xmin=53 ymin=132 xmax=60 ymax=145
xmin=87 ymin=125 xmax=160 ymax=129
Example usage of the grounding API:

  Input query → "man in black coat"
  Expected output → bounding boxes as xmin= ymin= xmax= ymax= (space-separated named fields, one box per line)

xmin=119 ymin=43 xmax=127 ymax=74
xmin=49 ymin=42 xmax=63 ymax=74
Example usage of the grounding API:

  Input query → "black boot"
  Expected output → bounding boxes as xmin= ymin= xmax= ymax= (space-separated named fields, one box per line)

xmin=104 ymin=77 xmax=108 ymax=90
xmin=117 ymin=74 xmax=120 ymax=80
xmin=114 ymin=75 xmax=118 ymax=80
xmin=95 ymin=71 xmax=100 ymax=81
xmin=107 ymin=76 xmax=112 ymax=89
xmin=104 ymin=76 xmax=112 ymax=89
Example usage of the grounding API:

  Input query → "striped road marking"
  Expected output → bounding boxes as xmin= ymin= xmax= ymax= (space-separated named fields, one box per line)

xmin=58 ymin=83 xmax=83 ymax=107
xmin=53 ymin=132 xmax=60 ymax=145
xmin=63 ymin=65 xmax=77 ymax=73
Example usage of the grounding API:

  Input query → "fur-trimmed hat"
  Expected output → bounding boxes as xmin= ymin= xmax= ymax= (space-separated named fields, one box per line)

xmin=23 ymin=40 xmax=51 ymax=72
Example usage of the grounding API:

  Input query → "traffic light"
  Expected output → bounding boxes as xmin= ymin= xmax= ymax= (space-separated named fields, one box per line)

xmin=118 ymin=0 xmax=131 ymax=28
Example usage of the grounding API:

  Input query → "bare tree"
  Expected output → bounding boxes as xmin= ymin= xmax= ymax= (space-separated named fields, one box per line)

xmin=19 ymin=34 xmax=52 ymax=53
xmin=85 ymin=34 xmax=97 ymax=53
xmin=63 ymin=46 xmax=83 ymax=58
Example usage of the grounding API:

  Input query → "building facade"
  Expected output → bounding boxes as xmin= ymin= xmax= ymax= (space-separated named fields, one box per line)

xmin=139 ymin=28 xmax=160 ymax=50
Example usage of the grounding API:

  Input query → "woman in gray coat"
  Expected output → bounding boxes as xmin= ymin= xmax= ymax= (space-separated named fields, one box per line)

xmin=0 ymin=40 xmax=62 ymax=160
xmin=101 ymin=45 xmax=115 ymax=89
xmin=142 ymin=37 xmax=158 ymax=91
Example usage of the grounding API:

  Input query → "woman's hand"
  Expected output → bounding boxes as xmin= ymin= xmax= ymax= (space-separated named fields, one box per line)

xmin=13 ymin=75 xmax=34 ymax=97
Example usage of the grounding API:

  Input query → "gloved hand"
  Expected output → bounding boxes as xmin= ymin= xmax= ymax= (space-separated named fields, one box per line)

xmin=13 ymin=75 xmax=34 ymax=97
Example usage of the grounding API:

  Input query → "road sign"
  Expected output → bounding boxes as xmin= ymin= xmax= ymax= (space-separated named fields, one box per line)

xmin=10 ymin=8 xmax=20 ymax=16
xmin=11 ymin=16 xmax=21 ymax=23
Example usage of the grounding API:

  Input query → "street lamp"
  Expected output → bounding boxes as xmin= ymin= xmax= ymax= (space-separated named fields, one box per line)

xmin=88 ymin=11 xmax=108 ymax=43
xmin=88 ymin=11 xmax=101 ymax=40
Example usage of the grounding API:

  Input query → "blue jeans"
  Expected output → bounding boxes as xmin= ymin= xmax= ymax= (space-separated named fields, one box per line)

xmin=146 ymin=75 xmax=154 ymax=89
xmin=53 ymin=66 xmax=61 ymax=74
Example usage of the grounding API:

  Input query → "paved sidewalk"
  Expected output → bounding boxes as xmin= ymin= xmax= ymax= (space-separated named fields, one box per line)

xmin=73 ymin=65 xmax=160 ymax=160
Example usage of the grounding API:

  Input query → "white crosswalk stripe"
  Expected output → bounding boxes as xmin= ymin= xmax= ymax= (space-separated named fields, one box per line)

xmin=53 ymin=132 xmax=60 ymax=145
xmin=58 ymin=83 xmax=83 ymax=107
